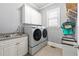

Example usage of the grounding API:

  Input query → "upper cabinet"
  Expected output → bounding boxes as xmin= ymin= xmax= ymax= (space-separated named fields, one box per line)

xmin=20 ymin=4 xmax=41 ymax=25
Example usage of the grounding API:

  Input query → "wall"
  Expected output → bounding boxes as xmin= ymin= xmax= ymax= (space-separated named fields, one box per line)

xmin=0 ymin=3 xmax=22 ymax=33
xmin=41 ymin=3 xmax=67 ymax=44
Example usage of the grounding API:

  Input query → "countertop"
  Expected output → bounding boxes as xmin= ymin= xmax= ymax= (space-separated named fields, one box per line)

xmin=0 ymin=34 xmax=28 ymax=41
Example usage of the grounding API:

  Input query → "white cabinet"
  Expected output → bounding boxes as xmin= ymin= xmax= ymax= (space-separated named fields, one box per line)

xmin=24 ymin=4 xmax=32 ymax=24
xmin=0 ymin=36 xmax=28 ymax=56
xmin=62 ymin=45 xmax=77 ymax=56
xmin=0 ymin=47 xmax=3 ymax=56
xmin=31 ymin=9 xmax=41 ymax=25
xmin=4 ymin=44 xmax=17 ymax=56
xmin=17 ymin=37 xmax=28 ymax=56
xmin=17 ymin=41 xmax=27 ymax=56
xmin=21 ymin=4 xmax=41 ymax=25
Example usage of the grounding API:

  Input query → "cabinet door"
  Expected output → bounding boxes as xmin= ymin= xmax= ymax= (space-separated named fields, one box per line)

xmin=25 ymin=4 xmax=31 ymax=24
xmin=0 ymin=47 xmax=3 ymax=56
xmin=17 ymin=38 xmax=28 ymax=56
xmin=24 ymin=4 xmax=41 ymax=25
xmin=31 ymin=7 xmax=41 ymax=25
xmin=63 ymin=45 xmax=77 ymax=56
xmin=4 ymin=45 xmax=17 ymax=56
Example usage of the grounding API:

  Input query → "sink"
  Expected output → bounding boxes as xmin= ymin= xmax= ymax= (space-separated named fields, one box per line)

xmin=9 ymin=34 xmax=20 ymax=37
xmin=4 ymin=35 xmax=11 ymax=37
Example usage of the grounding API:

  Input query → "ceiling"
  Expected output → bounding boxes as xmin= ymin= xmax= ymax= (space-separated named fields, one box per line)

xmin=32 ymin=3 xmax=50 ymax=8
xmin=27 ymin=3 xmax=53 ymax=10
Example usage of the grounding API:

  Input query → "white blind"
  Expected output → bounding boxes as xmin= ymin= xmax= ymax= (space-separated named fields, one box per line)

xmin=47 ymin=8 xmax=60 ymax=27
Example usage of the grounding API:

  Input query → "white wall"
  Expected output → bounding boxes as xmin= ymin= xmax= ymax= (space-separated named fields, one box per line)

xmin=0 ymin=3 xmax=22 ymax=33
xmin=77 ymin=4 xmax=79 ymax=55
xmin=41 ymin=3 xmax=66 ymax=44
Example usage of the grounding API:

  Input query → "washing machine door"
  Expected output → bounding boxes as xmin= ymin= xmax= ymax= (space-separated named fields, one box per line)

xmin=33 ymin=29 xmax=41 ymax=41
xmin=43 ymin=29 xmax=47 ymax=38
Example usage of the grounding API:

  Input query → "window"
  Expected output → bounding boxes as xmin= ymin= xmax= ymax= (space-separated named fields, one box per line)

xmin=47 ymin=8 xmax=60 ymax=27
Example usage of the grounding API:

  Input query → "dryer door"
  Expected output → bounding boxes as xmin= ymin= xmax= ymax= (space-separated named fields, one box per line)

xmin=33 ymin=29 xmax=41 ymax=41
xmin=43 ymin=29 xmax=47 ymax=38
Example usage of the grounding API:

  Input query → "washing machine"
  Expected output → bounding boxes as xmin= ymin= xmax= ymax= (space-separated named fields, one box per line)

xmin=24 ymin=25 xmax=42 ymax=55
xmin=41 ymin=26 xmax=48 ymax=48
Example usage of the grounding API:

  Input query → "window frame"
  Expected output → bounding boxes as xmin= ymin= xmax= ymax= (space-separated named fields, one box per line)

xmin=47 ymin=7 xmax=61 ymax=27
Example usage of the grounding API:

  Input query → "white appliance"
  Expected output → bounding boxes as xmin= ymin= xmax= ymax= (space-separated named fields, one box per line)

xmin=24 ymin=25 xmax=42 ymax=55
xmin=41 ymin=26 xmax=48 ymax=47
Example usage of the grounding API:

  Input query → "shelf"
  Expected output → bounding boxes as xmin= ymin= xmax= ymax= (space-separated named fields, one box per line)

xmin=66 ymin=13 xmax=77 ymax=20
xmin=62 ymin=36 xmax=77 ymax=46
xmin=62 ymin=42 xmax=74 ymax=46
xmin=62 ymin=38 xmax=77 ymax=42
xmin=66 ymin=9 xmax=77 ymax=21
xmin=68 ymin=9 xmax=77 ymax=14
xmin=62 ymin=40 xmax=77 ymax=46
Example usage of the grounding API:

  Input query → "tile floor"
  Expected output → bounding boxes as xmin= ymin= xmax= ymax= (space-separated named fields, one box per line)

xmin=35 ymin=45 xmax=63 ymax=56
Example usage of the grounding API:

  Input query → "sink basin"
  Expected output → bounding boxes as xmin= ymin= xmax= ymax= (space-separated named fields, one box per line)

xmin=9 ymin=34 xmax=20 ymax=37
xmin=4 ymin=35 xmax=11 ymax=37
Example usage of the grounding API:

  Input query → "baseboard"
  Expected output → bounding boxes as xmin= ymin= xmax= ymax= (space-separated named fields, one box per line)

xmin=48 ymin=41 xmax=63 ymax=49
